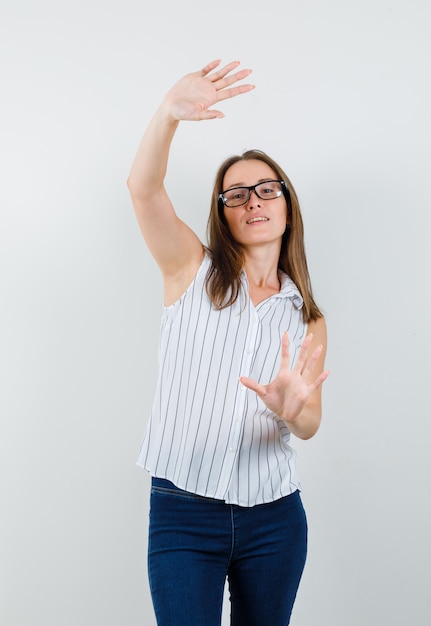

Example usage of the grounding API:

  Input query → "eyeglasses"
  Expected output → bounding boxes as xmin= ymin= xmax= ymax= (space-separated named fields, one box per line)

xmin=219 ymin=180 xmax=286 ymax=208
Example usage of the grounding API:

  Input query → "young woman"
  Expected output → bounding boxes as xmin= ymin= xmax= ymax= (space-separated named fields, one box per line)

xmin=127 ymin=59 xmax=330 ymax=626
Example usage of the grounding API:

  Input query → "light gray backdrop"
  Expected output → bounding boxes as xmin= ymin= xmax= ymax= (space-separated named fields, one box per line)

xmin=1 ymin=0 xmax=430 ymax=624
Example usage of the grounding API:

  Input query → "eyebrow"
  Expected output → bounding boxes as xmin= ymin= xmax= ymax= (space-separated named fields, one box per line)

xmin=224 ymin=178 xmax=275 ymax=190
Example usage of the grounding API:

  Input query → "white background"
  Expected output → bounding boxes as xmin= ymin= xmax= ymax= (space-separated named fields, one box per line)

xmin=1 ymin=0 xmax=430 ymax=624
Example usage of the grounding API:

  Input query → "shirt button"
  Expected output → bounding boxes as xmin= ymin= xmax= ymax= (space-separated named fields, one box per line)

xmin=229 ymin=447 xmax=236 ymax=453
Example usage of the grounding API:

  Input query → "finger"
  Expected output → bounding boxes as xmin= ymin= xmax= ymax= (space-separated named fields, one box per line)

xmin=307 ymin=369 xmax=331 ymax=395
xmin=213 ymin=67 xmax=252 ymax=88
xmin=239 ymin=376 xmax=266 ymax=396
xmin=206 ymin=60 xmax=241 ymax=81
xmin=200 ymin=59 xmax=222 ymax=76
xmin=294 ymin=333 xmax=313 ymax=373
xmin=279 ymin=331 xmax=291 ymax=371
xmin=213 ymin=67 xmax=253 ymax=95
xmin=195 ymin=109 xmax=225 ymax=120
xmin=303 ymin=344 xmax=324 ymax=376
xmin=216 ymin=82 xmax=255 ymax=103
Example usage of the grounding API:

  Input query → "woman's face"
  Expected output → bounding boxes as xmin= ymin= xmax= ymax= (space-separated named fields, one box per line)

xmin=221 ymin=159 xmax=288 ymax=249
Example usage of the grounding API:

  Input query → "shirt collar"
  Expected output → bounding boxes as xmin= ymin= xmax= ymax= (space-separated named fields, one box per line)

xmin=276 ymin=271 xmax=304 ymax=309
xmin=241 ymin=269 xmax=304 ymax=310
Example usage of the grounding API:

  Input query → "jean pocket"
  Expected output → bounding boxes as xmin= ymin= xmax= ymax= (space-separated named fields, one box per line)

xmin=151 ymin=479 xmax=206 ymax=502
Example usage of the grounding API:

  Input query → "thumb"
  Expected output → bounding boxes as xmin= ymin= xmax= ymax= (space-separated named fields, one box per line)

xmin=196 ymin=109 xmax=225 ymax=120
xmin=239 ymin=376 xmax=264 ymax=395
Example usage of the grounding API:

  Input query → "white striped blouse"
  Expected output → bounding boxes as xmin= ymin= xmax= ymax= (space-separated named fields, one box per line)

xmin=137 ymin=253 xmax=307 ymax=507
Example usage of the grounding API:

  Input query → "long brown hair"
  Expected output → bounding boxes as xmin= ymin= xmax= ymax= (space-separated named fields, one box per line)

xmin=205 ymin=149 xmax=322 ymax=323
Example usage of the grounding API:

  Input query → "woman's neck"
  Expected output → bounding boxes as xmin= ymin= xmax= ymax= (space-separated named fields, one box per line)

xmin=242 ymin=246 xmax=280 ymax=290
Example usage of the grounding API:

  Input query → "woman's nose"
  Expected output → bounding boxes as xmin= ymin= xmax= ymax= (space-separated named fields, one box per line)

xmin=246 ymin=189 xmax=261 ymax=209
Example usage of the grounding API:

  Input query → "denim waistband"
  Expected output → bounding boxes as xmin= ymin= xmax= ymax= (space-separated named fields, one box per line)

xmin=151 ymin=477 xmax=222 ymax=502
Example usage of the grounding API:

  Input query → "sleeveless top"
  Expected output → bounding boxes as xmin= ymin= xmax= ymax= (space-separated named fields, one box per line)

xmin=137 ymin=254 xmax=307 ymax=507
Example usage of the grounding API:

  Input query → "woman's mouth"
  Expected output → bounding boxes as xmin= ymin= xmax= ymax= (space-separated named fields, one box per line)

xmin=246 ymin=216 xmax=269 ymax=224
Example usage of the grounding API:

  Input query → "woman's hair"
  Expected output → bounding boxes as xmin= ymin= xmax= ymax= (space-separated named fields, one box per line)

xmin=205 ymin=149 xmax=322 ymax=322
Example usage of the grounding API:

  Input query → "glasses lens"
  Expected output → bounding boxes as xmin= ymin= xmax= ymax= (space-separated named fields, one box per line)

xmin=222 ymin=187 xmax=249 ymax=207
xmin=255 ymin=181 xmax=283 ymax=199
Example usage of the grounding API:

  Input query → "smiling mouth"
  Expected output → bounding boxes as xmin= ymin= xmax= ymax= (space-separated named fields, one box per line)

xmin=246 ymin=217 xmax=269 ymax=224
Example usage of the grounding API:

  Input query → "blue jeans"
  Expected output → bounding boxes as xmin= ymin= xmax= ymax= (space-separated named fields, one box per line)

xmin=148 ymin=478 xmax=307 ymax=626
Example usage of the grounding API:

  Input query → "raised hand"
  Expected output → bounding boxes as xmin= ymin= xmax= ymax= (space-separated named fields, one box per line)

xmin=240 ymin=332 xmax=330 ymax=429
xmin=163 ymin=60 xmax=254 ymax=122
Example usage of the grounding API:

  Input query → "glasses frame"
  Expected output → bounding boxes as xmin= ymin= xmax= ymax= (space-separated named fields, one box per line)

xmin=218 ymin=179 xmax=287 ymax=208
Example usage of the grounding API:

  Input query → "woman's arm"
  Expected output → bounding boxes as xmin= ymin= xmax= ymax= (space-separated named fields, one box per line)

xmin=127 ymin=60 xmax=254 ymax=304
xmin=240 ymin=317 xmax=330 ymax=440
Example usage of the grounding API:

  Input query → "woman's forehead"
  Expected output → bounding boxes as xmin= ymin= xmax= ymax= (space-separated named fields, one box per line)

xmin=223 ymin=159 xmax=277 ymax=187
